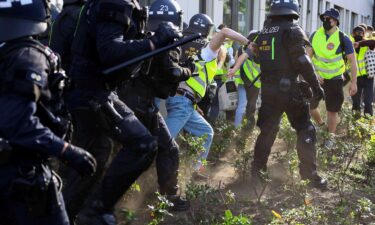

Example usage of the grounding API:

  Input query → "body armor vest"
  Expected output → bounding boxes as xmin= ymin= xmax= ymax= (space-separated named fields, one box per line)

xmin=257 ymin=20 xmax=295 ymax=81
xmin=49 ymin=5 xmax=83 ymax=72
xmin=70 ymin=0 xmax=147 ymax=85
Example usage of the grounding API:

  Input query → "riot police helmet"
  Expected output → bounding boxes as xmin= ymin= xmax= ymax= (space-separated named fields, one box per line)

xmin=185 ymin=13 xmax=214 ymax=38
xmin=268 ymin=0 xmax=300 ymax=20
xmin=0 ymin=0 xmax=50 ymax=42
xmin=247 ymin=30 xmax=260 ymax=42
xmin=148 ymin=0 xmax=183 ymax=32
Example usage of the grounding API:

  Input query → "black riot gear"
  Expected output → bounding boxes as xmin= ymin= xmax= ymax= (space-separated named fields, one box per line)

xmin=64 ymin=0 xmax=189 ymax=222
xmin=257 ymin=21 xmax=295 ymax=82
xmin=180 ymin=13 xmax=213 ymax=62
xmin=251 ymin=9 xmax=327 ymax=189
xmin=39 ymin=2 xmax=61 ymax=45
xmin=268 ymin=0 xmax=300 ymax=20
xmin=148 ymin=0 xmax=183 ymax=32
xmin=0 ymin=0 xmax=50 ymax=42
xmin=49 ymin=3 xmax=83 ymax=71
xmin=185 ymin=13 xmax=214 ymax=37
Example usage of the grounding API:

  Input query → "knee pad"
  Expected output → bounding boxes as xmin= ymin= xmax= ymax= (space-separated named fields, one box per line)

xmin=297 ymin=124 xmax=316 ymax=144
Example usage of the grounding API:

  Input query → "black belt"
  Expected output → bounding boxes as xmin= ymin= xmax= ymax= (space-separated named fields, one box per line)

xmin=176 ymin=89 xmax=197 ymax=104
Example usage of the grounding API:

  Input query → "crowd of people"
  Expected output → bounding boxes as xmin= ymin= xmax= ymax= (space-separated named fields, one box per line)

xmin=0 ymin=0 xmax=374 ymax=225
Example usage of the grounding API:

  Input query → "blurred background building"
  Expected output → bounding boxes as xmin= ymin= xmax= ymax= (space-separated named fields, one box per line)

xmin=140 ymin=0 xmax=374 ymax=35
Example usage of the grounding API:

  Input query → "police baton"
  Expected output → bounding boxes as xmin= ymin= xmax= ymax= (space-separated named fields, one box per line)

xmin=103 ymin=33 xmax=202 ymax=75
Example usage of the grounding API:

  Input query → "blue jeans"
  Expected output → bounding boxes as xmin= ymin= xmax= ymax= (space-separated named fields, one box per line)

xmin=165 ymin=95 xmax=214 ymax=170
xmin=234 ymin=84 xmax=248 ymax=128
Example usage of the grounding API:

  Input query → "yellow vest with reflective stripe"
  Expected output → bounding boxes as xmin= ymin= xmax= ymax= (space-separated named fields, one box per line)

xmin=240 ymin=59 xmax=261 ymax=88
xmin=356 ymin=46 xmax=368 ymax=77
xmin=186 ymin=59 xmax=218 ymax=98
xmin=312 ymin=27 xmax=346 ymax=79
xmin=234 ymin=70 xmax=243 ymax=85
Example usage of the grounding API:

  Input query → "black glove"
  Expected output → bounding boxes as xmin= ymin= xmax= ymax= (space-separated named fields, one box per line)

xmin=150 ymin=22 xmax=182 ymax=49
xmin=311 ymin=85 xmax=325 ymax=101
xmin=60 ymin=145 xmax=97 ymax=176
xmin=185 ymin=57 xmax=196 ymax=74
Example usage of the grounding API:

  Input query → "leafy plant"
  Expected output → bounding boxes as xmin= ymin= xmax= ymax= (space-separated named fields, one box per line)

xmin=185 ymin=182 xmax=220 ymax=204
xmin=217 ymin=210 xmax=252 ymax=225
xmin=147 ymin=192 xmax=174 ymax=225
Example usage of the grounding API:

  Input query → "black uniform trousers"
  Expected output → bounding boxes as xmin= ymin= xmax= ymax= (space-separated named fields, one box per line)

xmin=63 ymin=90 xmax=155 ymax=216
xmin=116 ymin=80 xmax=179 ymax=196
xmin=252 ymin=82 xmax=317 ymax=179
xmin=352 ymin=76 xmax=374 ymax=116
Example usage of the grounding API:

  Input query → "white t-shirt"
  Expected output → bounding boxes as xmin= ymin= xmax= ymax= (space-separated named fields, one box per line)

xmin=178 ymin=45 xmax=218 ymax=94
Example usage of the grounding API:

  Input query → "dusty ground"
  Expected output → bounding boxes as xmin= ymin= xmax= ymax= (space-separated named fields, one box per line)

xmin=115 ymin=135 xmax=337 ymax=225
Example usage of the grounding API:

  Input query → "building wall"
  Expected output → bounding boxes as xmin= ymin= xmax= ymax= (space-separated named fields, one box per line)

xmin=145 ymin=0 xmax=373 ymax=36
xmin=176 ymin=0 xmax=200 ymax=24
xmin=308 ymin=0 xmax=374 ymax=34
xmin=174 ymin=0 xmax=373 ymax=36
xmin=252 ymin=0 xmax=373 ymax=35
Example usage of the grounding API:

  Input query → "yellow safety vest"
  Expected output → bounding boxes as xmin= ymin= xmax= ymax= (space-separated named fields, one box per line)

xmin=236 ymin=59 xmax=261 ymax=88
xmin=348 ymin=35 xmax=368 ymax=76
xmin=312 ymin=27 xmax=346 ymax=79
xmin=186 ymin=59 xmax=218 ymax=98
xmin=356 ymin=46 xmax=369 ymax=76
xmin=233 ymin=70 xmax=242 ymax=85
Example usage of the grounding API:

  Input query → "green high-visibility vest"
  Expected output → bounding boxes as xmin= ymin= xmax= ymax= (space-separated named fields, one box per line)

xmin=186 ymin=59 xmax=218 ymax=98
xmin=236 ymin=58 xmax=261 ymax=88
xmin=355 ymin=46 xmax=369 ymax=77
xmin=312 ymin=27 xmax=346 ymax=79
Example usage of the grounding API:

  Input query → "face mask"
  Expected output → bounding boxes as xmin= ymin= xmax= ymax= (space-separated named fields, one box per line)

xmin=323 ymin=19 xmax=333 ymax=31
xmin=354 ymin=35 xmax=363 ymax=42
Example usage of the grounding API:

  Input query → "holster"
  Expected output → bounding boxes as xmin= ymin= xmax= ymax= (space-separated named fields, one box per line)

xmin=8 ymin=163 xmax=61 ymax=218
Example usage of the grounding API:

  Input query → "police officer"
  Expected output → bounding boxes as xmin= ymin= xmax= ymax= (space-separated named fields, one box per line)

xmin=250 ymin=0 xmax=327 ymax=188
xmin=81 ymin=1 xmax=191 ymax=222
xmin=0 ymin=1 xmax=96 ymax=225
xmin=49 ymin=0 xmax=86 ymax=72
xmin=39 ymin=2 xmax=61 ymax=46
xmin=63 ymin=0 xmax=182 ymax=223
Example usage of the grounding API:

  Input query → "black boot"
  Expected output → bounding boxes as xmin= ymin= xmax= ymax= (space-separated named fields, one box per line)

xmin=302 ymin=172 xmax=328 ymax=190
xmin=76 ymin=200 xmax=117 ymax=225
xmin=167 ymin=195 xmax=190 ymax=211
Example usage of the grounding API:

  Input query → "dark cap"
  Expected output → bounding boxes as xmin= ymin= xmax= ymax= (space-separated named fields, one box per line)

xmin=353 ymin=26 xmax=365 ymax=34
xmin=320 ymin=8 xmax=340 ymax=25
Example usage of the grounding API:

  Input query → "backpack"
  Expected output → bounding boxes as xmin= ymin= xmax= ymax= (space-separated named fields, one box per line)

xmin=364 ymin=49 xmax=375 ymax=78
xmin=338 ymin=31 xmax=347 ymax=63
